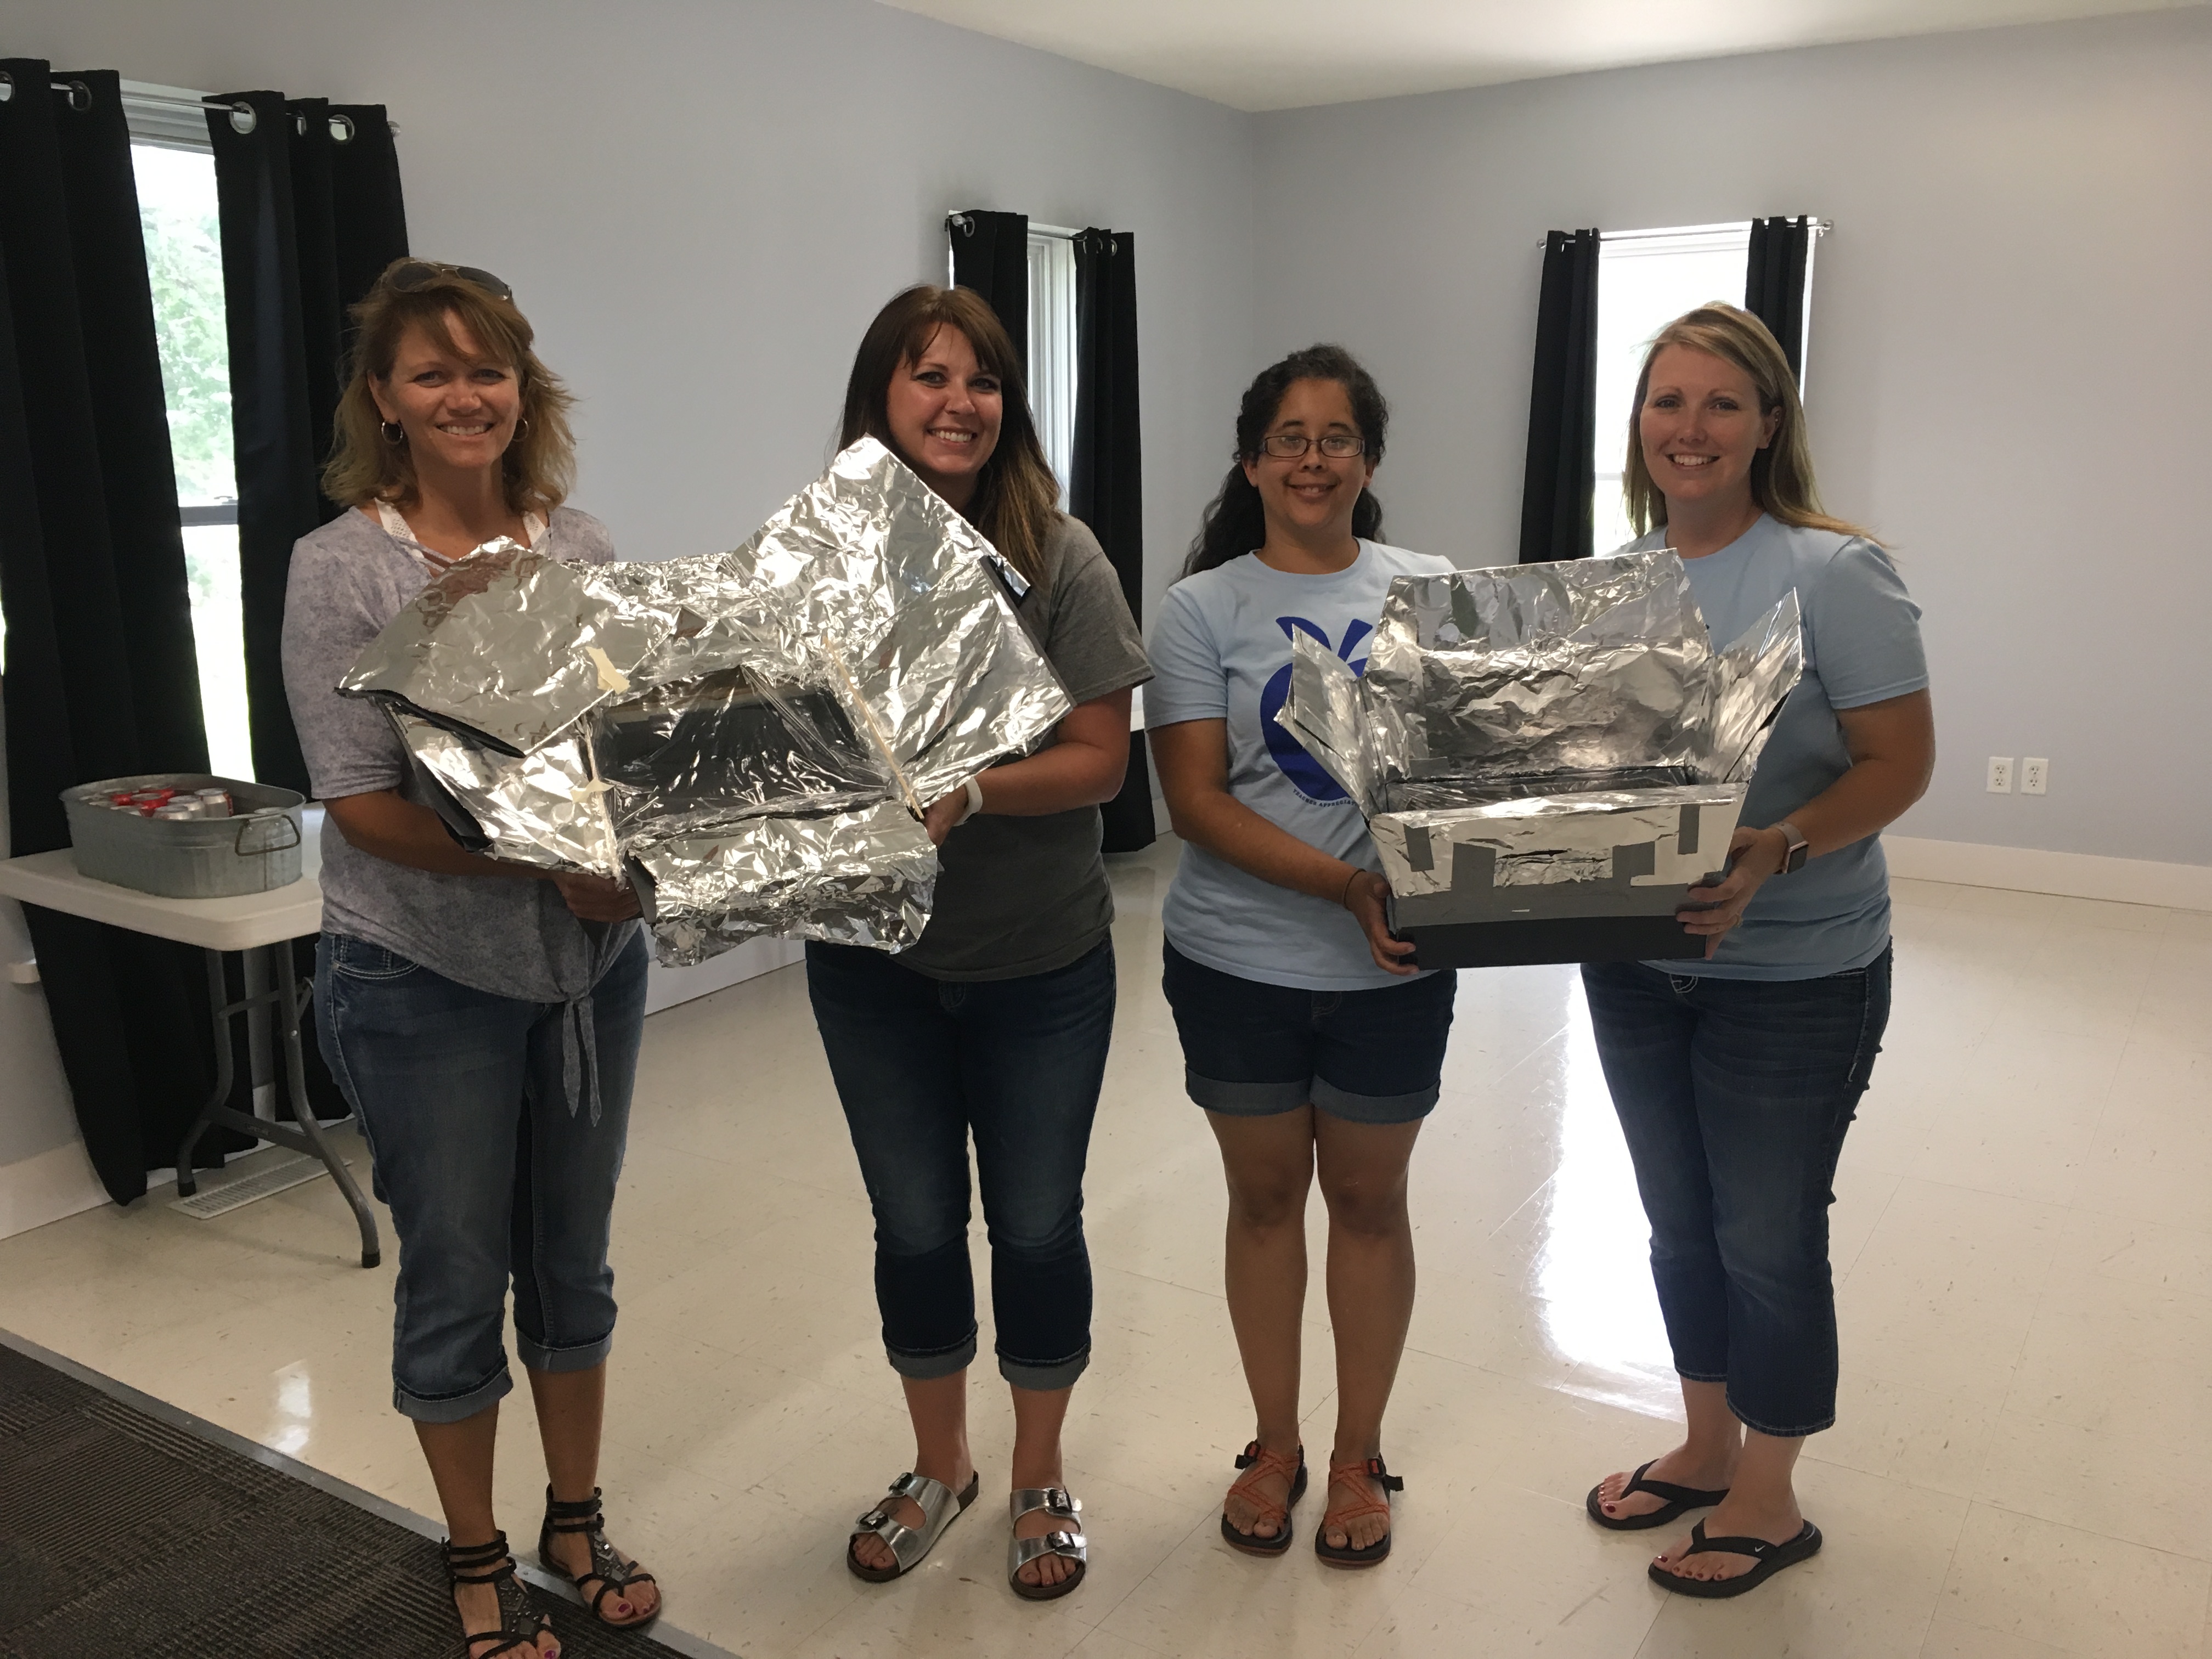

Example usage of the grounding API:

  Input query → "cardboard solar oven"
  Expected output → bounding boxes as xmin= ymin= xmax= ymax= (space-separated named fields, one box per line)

xmin=1277 ymin=551 xmax=1803 ymax=969
xmin=337 ymin=438 xmax=1071 ymax=964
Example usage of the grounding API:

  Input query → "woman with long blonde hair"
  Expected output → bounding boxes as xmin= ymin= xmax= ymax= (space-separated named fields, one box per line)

xmin=1580 ymin=304 xmax=1934 ymax=1599
xmin=285 ymin=259 xmax=658 ymax=1656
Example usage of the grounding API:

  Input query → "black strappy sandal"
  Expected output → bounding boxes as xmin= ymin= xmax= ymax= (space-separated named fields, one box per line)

xmin=443 ymin=1533 xmax=552 ymax=1658
xmin=1649 ymin=1518 xmax=1823 ymax=1598
xmin=1585 ymin=1459 xmax=1730 ymax=1531
xmin=1314 ymin=1455 xmax=1403 ymax=1568
xmin=1220 ymin=1441 xmax=1307 ymax=1557
xmin=538 ymin=1486 xmax=659 ymax=1629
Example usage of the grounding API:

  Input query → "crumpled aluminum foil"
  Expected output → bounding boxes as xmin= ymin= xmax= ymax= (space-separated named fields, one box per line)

xmin=341 ymin=438 xmax=1072 ymax=963
xmin=1277 ymin=551 xmax=1802 ymax=922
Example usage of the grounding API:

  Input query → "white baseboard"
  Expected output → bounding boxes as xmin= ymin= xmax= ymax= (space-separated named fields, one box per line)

xmin=644 ymin=934 xmax=804 ymax=1016
xmin=1886 ymin=836 xmax=2212 ymax=912
xmin=0 ymin=1138 xmax=110 ymax=1240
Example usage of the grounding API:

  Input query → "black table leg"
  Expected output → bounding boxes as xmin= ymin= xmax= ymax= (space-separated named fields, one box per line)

xmin=172 ymin=949 xmax=235 ymax=1196
xmin=267 ymin=943 xmax=380 ymax=1268
xmin=171 ymin=944 xmax=381 ymax=1268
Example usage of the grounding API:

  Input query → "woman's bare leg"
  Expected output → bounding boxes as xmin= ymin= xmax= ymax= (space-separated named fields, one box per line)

xmin=1313 ymin=1113 xmax=1423 ymax=1550
xmin=1008 ymin=1381 xmax=1076 ymax=1587
xmin=1207 ymin=1107 xmax=1317 ymax=1541
xmin=417 ymin=1406 xmax=558 ymax=1657
xmin=527 ymin=1363 xmax=658 ymax=1622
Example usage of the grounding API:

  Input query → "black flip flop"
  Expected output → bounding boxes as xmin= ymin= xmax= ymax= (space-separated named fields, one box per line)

xmin=1649 ymin=1519 xmax=1822 ymax=1598
xmin=1586 ymin=1459 xmax=1730 ymax=1531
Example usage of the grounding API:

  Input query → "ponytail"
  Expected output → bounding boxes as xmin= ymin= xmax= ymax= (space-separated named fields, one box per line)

xmin=1181 ymin=343 xmax=1389 ymax=578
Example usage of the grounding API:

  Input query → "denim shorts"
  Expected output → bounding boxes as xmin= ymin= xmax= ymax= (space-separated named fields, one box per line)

xmin=1161 ymin=940 xmax=1457 ymax=1125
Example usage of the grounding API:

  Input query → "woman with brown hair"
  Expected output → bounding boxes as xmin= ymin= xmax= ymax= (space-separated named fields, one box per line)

xmin=283 ymin=259 xmax=658 ymax=1656
xmin=808 ymin=285 xmax=1149 ymax=1600
xmin=1580 ymin=303 xmax=1933 ymax=1598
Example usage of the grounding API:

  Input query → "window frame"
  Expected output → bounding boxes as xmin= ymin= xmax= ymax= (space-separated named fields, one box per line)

xmin=123 ymin=79 xmax=238 ymax=533
xmin=1024 ymin=225 xmax=1077 ymax=508
xmin=1590 ymin=217 xmax=1825 ymax=553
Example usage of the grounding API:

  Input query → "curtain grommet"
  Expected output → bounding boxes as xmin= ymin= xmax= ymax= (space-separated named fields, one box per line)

xmin=228 ymin=101 xmax=257 ymax=135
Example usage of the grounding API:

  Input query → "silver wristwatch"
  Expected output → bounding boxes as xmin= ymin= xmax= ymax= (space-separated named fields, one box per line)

xmin=1772 ymin=820 xmax=1810 ymax=874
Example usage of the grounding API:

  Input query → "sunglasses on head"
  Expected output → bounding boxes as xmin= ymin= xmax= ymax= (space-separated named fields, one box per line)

xmin=386 ymin=260 xmax=514 ymax=303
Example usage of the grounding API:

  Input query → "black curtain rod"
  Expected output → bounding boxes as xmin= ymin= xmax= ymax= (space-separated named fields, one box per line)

xmin=0 ymin=74 xmax=397 ymax=138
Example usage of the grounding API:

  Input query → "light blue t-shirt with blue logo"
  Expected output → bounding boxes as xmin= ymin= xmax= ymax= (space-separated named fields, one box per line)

xmin=1148 ymin=541 xmax=1456 ymax=991
xmin=1623 ymin=515 xmax=1928 ymax=981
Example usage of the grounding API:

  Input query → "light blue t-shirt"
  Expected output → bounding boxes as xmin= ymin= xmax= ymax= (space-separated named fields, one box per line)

xmin=1149 ymin=541 xmax=1456 ymax=991
xmin=1622 ymin=515 xmax=1928 ymax=980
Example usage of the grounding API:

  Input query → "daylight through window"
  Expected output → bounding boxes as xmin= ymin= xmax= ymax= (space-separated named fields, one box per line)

xmin=1592 ymin=223 xmax=1754 ymax=557
xmin=128 ymin=108 xmax=255 ymax=781
xmin=1026 ymin=228 xmax=1076 ymax=509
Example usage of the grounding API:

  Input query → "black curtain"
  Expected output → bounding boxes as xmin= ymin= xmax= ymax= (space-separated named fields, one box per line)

xmin=0 ymin=63 xmax=255 ymax=1203
xmin=1070 ymin=228 xmax=1153 ymax=854
xmin=208 ymin=91 xmax=407 ymax=796
xmin=946 ymin=209 xmax=1028 ymax=377
xmin=1517 ymin=228 xmax=1599 ymax=565
xmin=1745 ymin=216 xmax=1810 ymax=384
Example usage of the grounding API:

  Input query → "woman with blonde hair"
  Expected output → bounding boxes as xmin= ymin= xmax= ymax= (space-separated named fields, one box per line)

xmin=1579 ymin=304 xmax=1933 ymax=1598
xmin=284 ymin=259 xmax=658 ymax=1656
xmin=810 ymin=285 xmax=1149 ymax=1600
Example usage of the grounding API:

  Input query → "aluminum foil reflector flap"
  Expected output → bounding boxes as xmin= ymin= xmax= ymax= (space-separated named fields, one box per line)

xmin=341 ymin=438 xmax=1071 ymax=963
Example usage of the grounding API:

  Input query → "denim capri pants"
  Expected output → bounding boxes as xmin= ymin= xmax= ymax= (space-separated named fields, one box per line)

xmin=1579 ymin=946 xmax=1892 ymax=1437
xmin=805 ymin=937 xmax=1115 ymax=1392
xmin=315 ymin=930 xmax=650 ymax=1423
xmin=1161 ymin=940 xmax=1457 ymax=1125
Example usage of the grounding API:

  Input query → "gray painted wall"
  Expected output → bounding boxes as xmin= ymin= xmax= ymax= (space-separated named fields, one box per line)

xmin=1248 ymin=7 xmax=2212 ymax=865
xmin=0 ymin=0 xmax=1260 ymax=1179
xmin=7 ymin=2 xmax=2205 ymax=1193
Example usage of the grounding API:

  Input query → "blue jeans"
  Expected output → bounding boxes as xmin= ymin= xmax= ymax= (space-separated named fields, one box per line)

xmin=805 ymin=939 xmax=1114 ymax=1391
xmin=1579 ymin=946 xmax=1892 ymax=1437
xmin=315 ymin=930 xmax=649 ymax=1423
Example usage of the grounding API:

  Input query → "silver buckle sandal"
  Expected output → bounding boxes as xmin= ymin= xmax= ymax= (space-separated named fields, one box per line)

xmin=1007 ymin=1486 xmax=1087 ymax=1601
xmin=848 ymin=1469 xmax=981 ymax=1582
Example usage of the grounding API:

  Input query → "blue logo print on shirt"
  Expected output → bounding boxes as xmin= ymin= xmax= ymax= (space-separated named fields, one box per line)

xmin=1260 ymin=616 xmax=1373 ymax=804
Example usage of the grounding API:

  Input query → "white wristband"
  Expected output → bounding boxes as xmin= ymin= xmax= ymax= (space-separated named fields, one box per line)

xmin=957 ymin=776 xmax=985 ymax=825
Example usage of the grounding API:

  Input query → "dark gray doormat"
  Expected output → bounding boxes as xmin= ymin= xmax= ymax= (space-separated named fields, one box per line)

xmin=0 ymin=1330 xmax=737 ymax=1659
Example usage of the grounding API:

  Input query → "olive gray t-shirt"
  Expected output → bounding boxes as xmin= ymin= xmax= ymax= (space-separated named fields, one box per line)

xmin=894 ymin=512 xmax=1152 ymax=981
xmin=281 ymin=505 xmax=639 ymax=1002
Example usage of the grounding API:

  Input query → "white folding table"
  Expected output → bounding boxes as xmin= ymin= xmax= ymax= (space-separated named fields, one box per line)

xmin=0 ymin=823 xmax=380 ymax=1267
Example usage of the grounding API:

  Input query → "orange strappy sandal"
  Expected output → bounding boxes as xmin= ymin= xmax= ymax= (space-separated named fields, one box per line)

xmin=1314 ymin=1454 xmax=1402 ymax=1568
xmin=1220 ymin=1440 xmax=1308 ymax=1557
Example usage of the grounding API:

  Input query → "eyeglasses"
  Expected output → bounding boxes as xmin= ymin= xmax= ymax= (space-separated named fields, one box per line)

xmin=387 ymin=260 xmax=514 ymax=303
xmin=1258 ymin=432 xmax=1366 ymax=460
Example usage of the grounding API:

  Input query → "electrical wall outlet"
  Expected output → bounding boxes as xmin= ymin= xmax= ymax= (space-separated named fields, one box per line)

xmin=2022 ymin=757 xmax=2049 ymax=795
xmin=1987 ymin=756 xmax=2015 ymax=793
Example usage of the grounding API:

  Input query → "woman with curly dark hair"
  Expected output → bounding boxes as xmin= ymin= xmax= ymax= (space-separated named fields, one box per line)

xmin=1148 ymin=345 xmax=1456 ymax=1569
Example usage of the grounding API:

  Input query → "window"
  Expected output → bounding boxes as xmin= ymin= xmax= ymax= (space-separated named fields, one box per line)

xmin=1590 ymin=221 xmax=1819 ymax=556
xmin=944 ymin=219 xmax=1079 ymax=509
xmin=1025 ymin=227 xmax=1076 ymax=507
xmin=125 ymin=82 xmax=253 ymax=780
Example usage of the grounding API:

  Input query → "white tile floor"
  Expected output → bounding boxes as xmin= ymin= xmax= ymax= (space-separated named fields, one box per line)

xmin=4 ymin=838 xmax=2209 ymax=1658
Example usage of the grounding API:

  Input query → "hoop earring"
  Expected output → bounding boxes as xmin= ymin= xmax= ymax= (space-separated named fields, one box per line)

xmin=380 ymin=421 xmax=405 ymax=446
xmin=514 ymin=416 xmax=530 ymax=439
